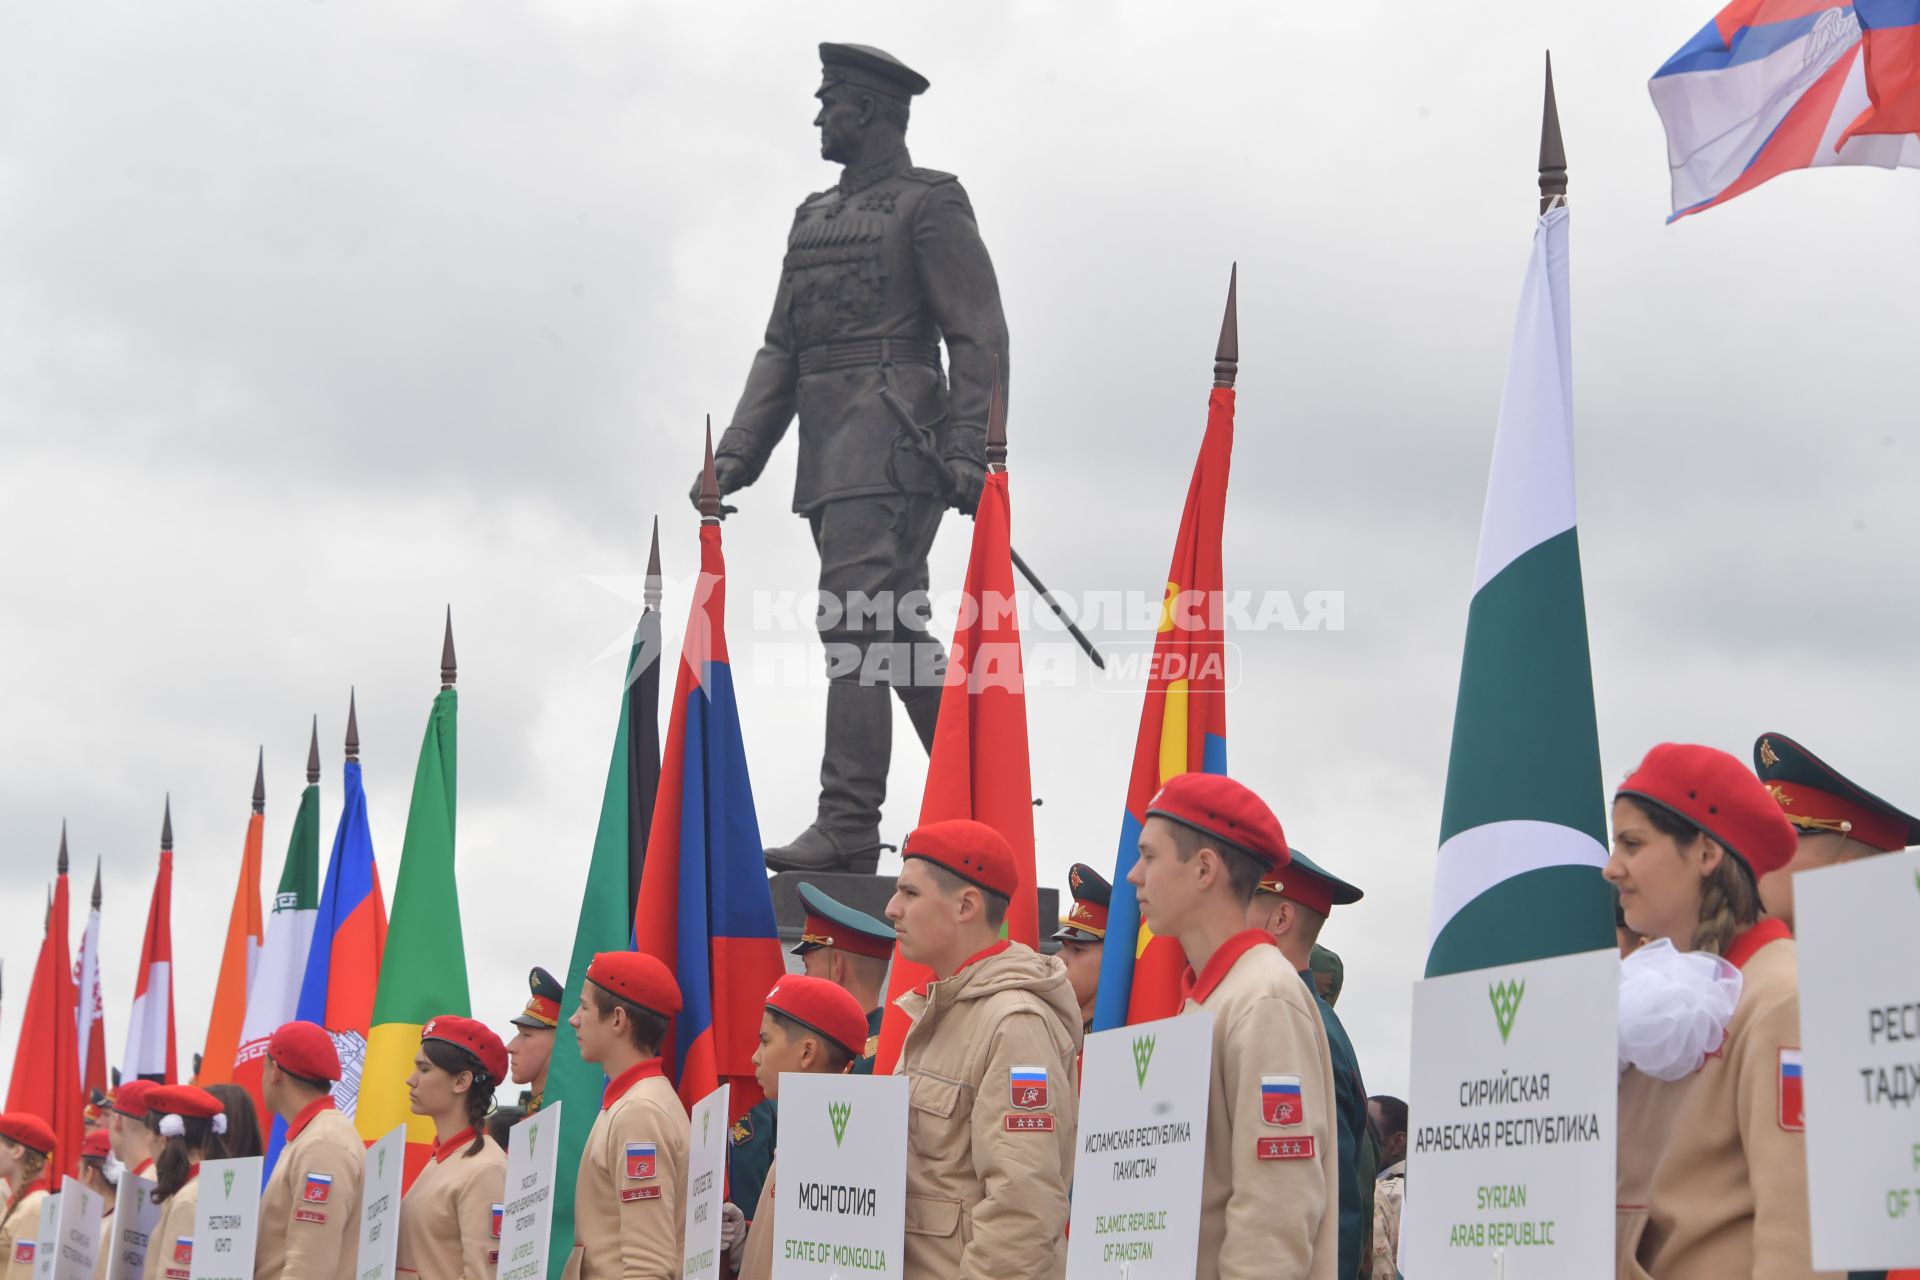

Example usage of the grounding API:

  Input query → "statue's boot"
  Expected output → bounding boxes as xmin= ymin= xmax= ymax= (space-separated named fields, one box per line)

xmin=765 ymin=680 xmax=888 ymax=875
xmin=902 ymin=686 xmax=940 ymax=755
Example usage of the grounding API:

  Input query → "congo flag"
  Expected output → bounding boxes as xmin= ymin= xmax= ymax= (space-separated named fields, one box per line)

xmin=632 ymin=494 xmax=783 ymax=1117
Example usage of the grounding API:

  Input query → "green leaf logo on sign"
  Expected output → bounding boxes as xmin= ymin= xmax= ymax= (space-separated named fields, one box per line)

xmin=222 ymin=1170 xmax=235 ymax=1199
xmin=703 ymin=1112 xmax=711 ymax=1146
xmin=378 ymin=1148 xmax=387 ymax=1178
xmin=529 ymin=1121 xmax=538 ymax=1156
xmin=1489 ymin=978 xmax=1526 ymax=1044
xmin=1131 ymin=1034 xmax=1156 ymax=1088
xmin=828 ymin=1101 xmax=852 ymax=1148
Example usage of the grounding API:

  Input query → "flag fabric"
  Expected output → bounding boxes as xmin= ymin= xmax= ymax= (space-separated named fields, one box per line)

xmin=632 ymin=520 xmax=784 ymax=1117
xmin=1650 ymin=0 xmax=1920 ymax=221
xmin=7 ymin=853 xmax=83 ymax=1187
xmin=356 ymin=686 xmax=464 ymax=1186
xmin=73 ymin=865 xmax=106 ymax=1101
xmin=547 ymin=610 xmax=663 ymax=1278
xmin=198 ymin=798 xmax=266 ymax=1085
xmin=872 ymin=468 xmax=1042 ymax=1072
xmin=234 ymin=769 xmax=322 ymax=1152
xmin=1091 ymin=383 xmax=1234 ymax=1032
xmin=1424 ymin=202 xmax=1614 ymax=978
xmin=123 ymin=844 xmax=178 ymax=1084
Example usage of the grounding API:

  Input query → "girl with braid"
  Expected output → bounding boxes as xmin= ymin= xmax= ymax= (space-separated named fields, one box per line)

xmin=139 ymin=1087 xmax=226 ymax=1280
xmin=1606 ymin=743 xmax=1830 ymax=1280
xmin=396 ymin=1017 xmax=509 ymax=1280
xmin=0 ymin=1113 xmax=58 ymax=1280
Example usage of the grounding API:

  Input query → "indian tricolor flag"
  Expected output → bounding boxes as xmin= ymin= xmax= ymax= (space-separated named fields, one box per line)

xmin=1425 ymin=201 xmax=1614 ymax=978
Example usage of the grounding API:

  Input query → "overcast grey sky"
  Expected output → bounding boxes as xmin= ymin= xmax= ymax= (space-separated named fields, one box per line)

xmin=3 ymin=1 xmax=1917 ymax=1102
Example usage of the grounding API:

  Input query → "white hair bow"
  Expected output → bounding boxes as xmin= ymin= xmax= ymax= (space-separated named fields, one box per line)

xmin=157 ymin=1113 xmax=227 ymax=1138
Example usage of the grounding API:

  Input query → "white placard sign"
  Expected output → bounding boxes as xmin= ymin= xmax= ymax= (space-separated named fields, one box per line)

xmin=682 ymin=1085 xmax=730 ymax=1280
xmin=188 ymin=1157 xmax=262 ymax=1280
xmin=33 ymin=1194 xmax=60 ymax=1280
xmin=1796 ymin=850 xmax=1920 ymax=1270
xmin=356 ymin=1127 xmax=406 ymax=1280
xmin=104 ymin=1172 xmax=162 ymax=1280
xmin=52 ymin=1178 xmax=104 ymax=1280
xmin=771 ymin=1073 xmax=907 ymax=1280
xmin=496 ymin=1100 xmax=562 ymax=1280
xmin=1400 ymin=947 xmax=1618 ymax=1279
xmin=1066 ymin=1010 xmax=1213 ymax=1277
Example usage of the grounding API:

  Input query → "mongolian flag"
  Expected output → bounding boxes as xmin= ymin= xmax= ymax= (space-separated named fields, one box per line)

xmin=198 ymin=754 xmax=268 ymax=1084
xmin=632 ymin=442 xmax=783 ymax=1118
xmin=124 ymin=801 xmax=179 ymax=1084
xmin=1092 ymin=279 xmax=1236 ymax=1032
xmin=6 ymin=830 xmax=84 ymax=1186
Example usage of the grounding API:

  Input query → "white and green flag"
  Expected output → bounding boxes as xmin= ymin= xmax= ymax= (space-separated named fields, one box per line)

xmin=1426 ymin=201 xmax=1613 ymax=978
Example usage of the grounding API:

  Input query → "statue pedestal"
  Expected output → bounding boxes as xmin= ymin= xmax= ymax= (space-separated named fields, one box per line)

xmin=768 ymin=871 xmax=1060 ymax=956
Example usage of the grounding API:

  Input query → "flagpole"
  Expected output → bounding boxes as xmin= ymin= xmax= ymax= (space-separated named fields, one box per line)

xmin=1214 ymin=262 xmax=1238 ymax=389
xmin=1540 ymin=52 xmax=1567 ymax=213
xmin=441 ymin=607 xmax=457 ymax=691
xmin=699 ymin=415 xmax=724 ymax=523
xmin=346 ymin=688 xmax=360 ymax=763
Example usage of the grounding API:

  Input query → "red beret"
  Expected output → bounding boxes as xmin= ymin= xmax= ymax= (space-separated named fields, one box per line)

xmin=112 ymin=1079 xmax=156 ymax=1120
xmin=1147 ymin=773 xmax=1290 ymax=870
xmin=1618 ymin=743 xmax=1798 ymax=879
xmin=902 ymin=819 xmax=1018 ymax=900
xmin=586 ymin=952 xmax=683 ymax=1020
xmin=764 ymin=975 xmax=870 ymax=1061
xmin=0 ymin=1114 xmax=57 ymax=1158
xmin=144 ymin=1085 xmax=224 ymax=1121
xmin=80 ymin=1130 xmax=112 ymax=1163
xmin=268 ymin=1021 xmax=341 ymax=1083
xmin=422 ymin=1015 xmax=509 ymax=1084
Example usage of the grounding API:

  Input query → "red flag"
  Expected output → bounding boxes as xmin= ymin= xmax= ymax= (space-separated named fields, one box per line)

xmin=7 ymin=832 xmax=85 ymax=1187
xmin=124 ymin=804 xmax=179 ymax=1084
xmin=872 ymin=466 xmax=1038 ymax=1073
xmin=199 ymin=765 xmax=266 ymax=1084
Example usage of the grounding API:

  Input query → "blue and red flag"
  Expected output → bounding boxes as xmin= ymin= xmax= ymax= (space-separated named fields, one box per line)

xmin=632 ymin=516 xmax=783 ymax=1118
xmin=264 ymin=753 xmax=386 ymax=1176
xmin=1650 ymin=0 xmax=1920 ymax=220
xmin=1092 ymin=347 xmax=1233 ymax=1032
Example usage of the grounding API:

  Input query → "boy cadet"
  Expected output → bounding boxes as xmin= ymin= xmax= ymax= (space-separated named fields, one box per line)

xmin=258 ymin=1022 xmax=363 ymax=1280
xmin=1752 ymin=731 xmax=1920 ymax=931
xmin=885 ymin=818 xmax=1081 ymax=1280
xmin=563 ymin=952 xmax=689 ymax=1280
xmin=725 ymin=976 xmax=871 ymax=1280
xmin=507 ymin=966 xmax=563 ymax=1113
xmin=1248 ymin=849 xmax=1372 ymax=1280
xmin=1053 ymin=863 xmax=1110 ymax=1036
xmin=1128 ymin=772 xmax=1339 ymax=1279
xmin=107 ymin=1080 xmax=159 ymax=1180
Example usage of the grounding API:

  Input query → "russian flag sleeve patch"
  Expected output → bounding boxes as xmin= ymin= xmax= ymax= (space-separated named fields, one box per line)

xmin=1010 ymin=1065 xmax=1049 ymax=1110
xmin=1778 ymin=1048 xmax=1804 ymax=1132
xmin=1261 ymin=1074 xmax=1304 ymax=1127
xmin=304 ymin=1173 xmax=333 ymax=1204
xmin=625 ymin=1142 xmax=658 ymax=1181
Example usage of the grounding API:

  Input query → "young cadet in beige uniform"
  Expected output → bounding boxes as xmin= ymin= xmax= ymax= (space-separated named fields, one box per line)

xmin=140 ymin=1086 xmax=226 ymax=1280
xmin=78 ymin=1130 xmax=116 ymax=1280
xmin=562 ymin=951 xmax=689 ymax=1280
xmin=725 ymin=976 xmax=869 ymax=1280
xmin=397 ymin=1017 xmax=509 ymax=1280
xmin=1605 ymin=743 xmax=1836 ymax=1280
xmin=1126 ymin=772 xmax=1339 ymax=1280
xmin=107 ymin=1082 xmax=160 ymax=1184
xmin=884 ymin=819 xmax=1082 ymax=1280
xmin=0 ymin=1113 xmax=57 ymax=1280
xmin=256 ymin=1022 xmax=364 ymax=1280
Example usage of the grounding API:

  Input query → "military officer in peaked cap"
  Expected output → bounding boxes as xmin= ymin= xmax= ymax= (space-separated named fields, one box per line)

xmin=1753 ymin=731 xmax=1920 ymax=933
xmin=699 ymin=42 xmax=1011 ymax=875
xmin=508 ymin=966 xmax=563 ymax=1114
xmin=1053 ymin=863 xmax=1111 ymax=1036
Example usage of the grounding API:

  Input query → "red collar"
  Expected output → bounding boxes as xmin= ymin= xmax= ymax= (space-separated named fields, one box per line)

xmin=601 ymin=1058 xmax=665 ymax=1110
xmin=916 ymin=939 xmax=1010 ymax=995
xmin=286 ymin=1095 xmax=337 ymax=1142
xmin=132 ymin=1158 xmax=155 ymax=1178
xmin=1724 ymin=917 xmax=1792 ymax=971
xmin=183 ymin=1164 xmax=200 ymax=1185
xmin=1181 ymin=930 xmax=1278 ymax=1004
xmin=432 ymin=1129 xmax=476 ymax=1163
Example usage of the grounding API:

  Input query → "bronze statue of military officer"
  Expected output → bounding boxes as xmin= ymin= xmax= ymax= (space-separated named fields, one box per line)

xmin=693 ymin=43 xmax=1009 ymax=874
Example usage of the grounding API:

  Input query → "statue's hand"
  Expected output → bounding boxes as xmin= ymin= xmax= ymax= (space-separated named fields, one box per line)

xmin=946 ymin=457 xmax=987 ymax=517
xmin=688 ymin=455 xmax=747 ymax=514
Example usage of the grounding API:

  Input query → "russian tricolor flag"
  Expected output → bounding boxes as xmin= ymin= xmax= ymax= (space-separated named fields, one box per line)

xmin=632 ymin=486 xmax=784 ymax=1120
xmin=1778 ymin=1047 xmax=1805 ymax=1130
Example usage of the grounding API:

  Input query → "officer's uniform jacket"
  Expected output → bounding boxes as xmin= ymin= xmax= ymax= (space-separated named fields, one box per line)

xmin=395 ymin=1130 xmax=506 ymax=1280
xmin=894 ymin=940 xmax=1081 ymax=1280
xmin=1632 ymin=920 xmax=1837 ymax=1280
xmin=716 ymin=147 xmax=1010 ymax=513
xmin=561 ymin=1060 xmax=689 ymax=1280
xmin=140 ymin=1175 xmax=196 ymax=1280
xmin=1185 ymin=930 xmax=1339 ymax=1280
xmin=1 ymin=1182 xmax=47 ymax=1280
xmin=257 ymin=1098 xmax=363 ymax=1280
xmin=1306 ymin=969 xmax=1373 ymax=1280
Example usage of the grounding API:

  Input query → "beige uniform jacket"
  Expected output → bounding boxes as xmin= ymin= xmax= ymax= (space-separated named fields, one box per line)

xmin=733 ymin=1159 xmax=775 ymax=1280
xmin=89 ymin=1207 xmax=114 ymax=1280
xmin=1633 ymin=920 xmax=1837 ymax=1280
xmin=257 ymin=1099 xmax=365 ymax=1280
xmin=142 ymin=1176 xmax=198 ymax=1280
xmin=1184 ymin=930 xmax=1339 ymax=1280
xmin=396 ymin=1132 xmax=507 ymax=1280
xmin=895 ymin=940 xmax=1082 ymax=1280
xmin=2 ymin=1184 xmax=47 ymax=1280
xmin=561 ymin=1061 xmax=689 ymax=1280
xmin=1615 ymin=1065 xmax=1697 ymax=1277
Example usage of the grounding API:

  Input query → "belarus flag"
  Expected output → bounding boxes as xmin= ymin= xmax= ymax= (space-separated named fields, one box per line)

xmin=124 ymin=800 xmax=179 ymax=1084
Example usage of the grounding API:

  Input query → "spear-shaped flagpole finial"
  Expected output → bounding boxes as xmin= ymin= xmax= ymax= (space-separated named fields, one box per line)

xmin=985 ymin=353 xmax=1008 ymax=471
xmin=645 ymin=516 xmax=663 ymax=612
xmin=1540 ymin=51 xmax=1568 ymax=214
xmin=441 ymin=607 xmax=457 ymax=690
xmin=307 ymin=715 xmax=321 ymax=785
xmin=1214 ymin=263 xmax=1239 ymax=389
xmin=58 ymin=821 xmax=69 ymax=876
xmin=253 ymin=746 xmax=266 ymax=814
xmin=92 ymin=855 xmax=102 ymax=910
xmin=161 ymin=794 xmax=173 ymax=852
xmin=346 ymin=688 xmax=361 ymax=763
xmin=699 ymin=416 xmax=724 ymax=523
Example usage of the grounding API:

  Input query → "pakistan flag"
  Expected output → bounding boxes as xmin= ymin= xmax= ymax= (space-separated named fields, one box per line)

xmin=1425 ymin=200 xmax=1614 ymax=978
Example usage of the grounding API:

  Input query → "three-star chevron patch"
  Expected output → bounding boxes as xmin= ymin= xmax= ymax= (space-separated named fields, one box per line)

xmin=1256 ymin=1136 xmax=1317 ymax=1160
